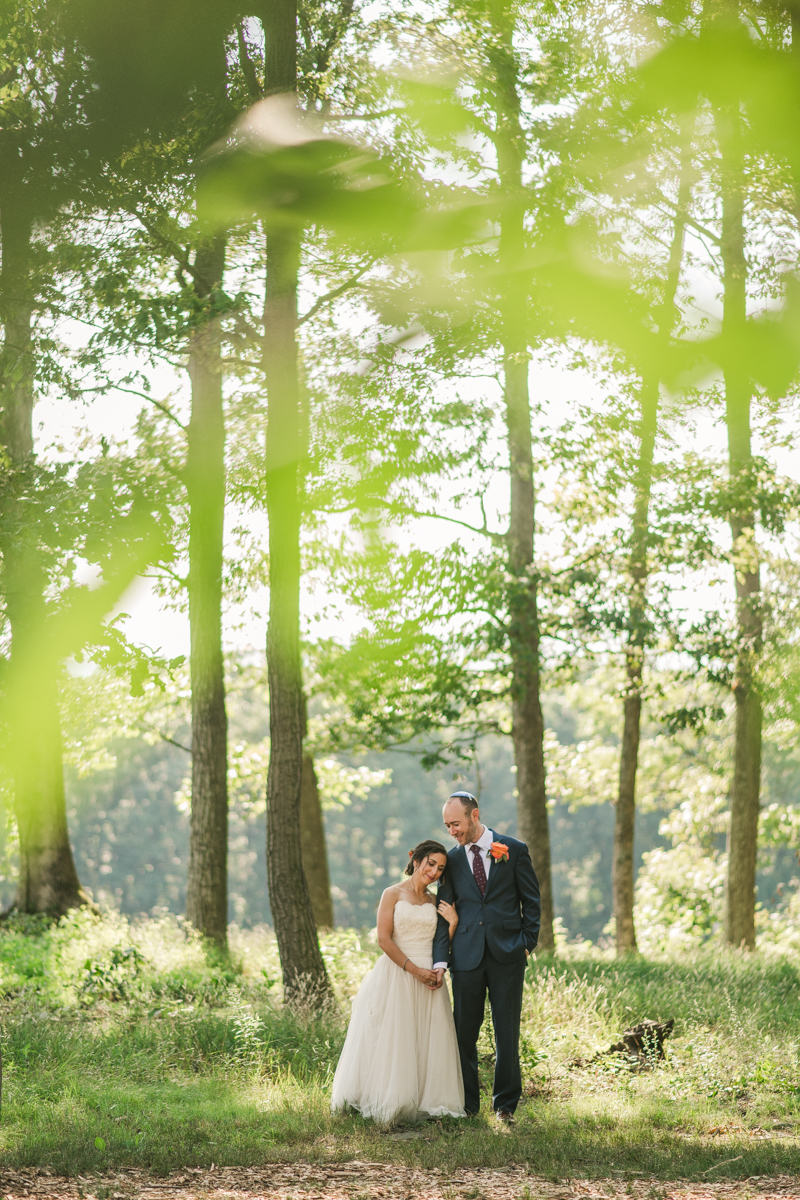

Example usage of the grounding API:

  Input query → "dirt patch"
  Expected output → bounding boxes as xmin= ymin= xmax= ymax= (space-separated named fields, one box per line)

xmin=0 ymin=1165 xmax=798 ymax=1200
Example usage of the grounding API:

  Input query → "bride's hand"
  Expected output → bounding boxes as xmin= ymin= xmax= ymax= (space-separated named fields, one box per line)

xmin=438 ymin=899 xmax=458 ymax=930
xmin=414 ymin=966 xmax=439 ymax=988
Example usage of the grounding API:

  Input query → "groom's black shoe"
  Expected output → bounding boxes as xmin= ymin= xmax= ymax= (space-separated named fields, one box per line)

xmin=496 ymin=1110 xmax=515 ymax=1125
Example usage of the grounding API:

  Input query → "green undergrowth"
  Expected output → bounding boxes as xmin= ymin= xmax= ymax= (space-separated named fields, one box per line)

xmin=1 ymin=910 xmax=799 ymax=1180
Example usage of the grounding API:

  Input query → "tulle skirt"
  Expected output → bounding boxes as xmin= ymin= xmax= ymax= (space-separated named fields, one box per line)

xmin=331 ymin=946 xmax=465 ymax=1124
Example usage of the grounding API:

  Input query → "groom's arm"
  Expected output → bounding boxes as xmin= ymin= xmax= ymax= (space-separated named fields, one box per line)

xmin=432 ymin=876 xmax=454 ymax=969
xmin=516 ymin=841 xmax=541 ymax=951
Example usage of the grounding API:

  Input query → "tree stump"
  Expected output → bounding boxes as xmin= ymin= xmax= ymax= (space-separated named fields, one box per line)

xmin=602 ymin=1018 xmax=674 ymax=1060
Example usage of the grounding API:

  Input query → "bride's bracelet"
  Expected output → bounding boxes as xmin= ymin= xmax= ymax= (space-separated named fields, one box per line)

xmin=402 ymin=957 xmax=410 ymax=972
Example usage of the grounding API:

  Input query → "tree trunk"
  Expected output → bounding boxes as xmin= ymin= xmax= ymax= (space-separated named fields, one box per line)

xmin=263 ymin=226 xmax=330 ymax=1003
xmin=298 ymin=694 xmax=334 ymax=929
xmin=300 ymin=753 xmax=334 ymax=929
xmin=715 ymin=99 xmax=761 ymax=950
xmin=185 ymin=236 xmax=230 ymax=949
xmin=490 ymin=7 xmax=554 ymax=951
xmin=613 ymin=133 xmax=693 ymax=956
xmin=613 ymin=380 xmax=657 ymax=957
xmin=0 ymin=200 xmax=88 ymax=915
xmin=260 ymin=0 xmax=331 ymax=1004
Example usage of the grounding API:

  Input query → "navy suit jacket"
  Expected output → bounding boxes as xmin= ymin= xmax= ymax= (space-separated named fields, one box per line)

xmin=432 ymin=832 xmax=541 ymax=972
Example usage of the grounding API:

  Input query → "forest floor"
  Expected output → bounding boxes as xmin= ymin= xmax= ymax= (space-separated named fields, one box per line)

xmin=1 ymin=914 xmax=800 ymax=1187
xmin=1 ymin=1164 xmax=799 ymax=1200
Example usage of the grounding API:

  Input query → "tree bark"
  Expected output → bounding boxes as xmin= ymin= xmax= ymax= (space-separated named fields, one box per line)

xmin=185 ymin=236 xmax=230 ymax=949
xmin=0 ymin=187 xmax=88 ymax=915
xmin=489 ymin=5 xmax=554 ymax=952
xmin=613 ymin=380 xmax=658 ymax=957
xmin=300 ymin=753 xmax=334 ymax=929
xmin=260 ymin=0 xmax=331 ymax=1004
xmin=613 ymin=133 xmax=693 ymax=956
xmin=263 ymin=226 xmax=330 ymax=1003
xmin=715 ymin=99 xmax=761 ymax=950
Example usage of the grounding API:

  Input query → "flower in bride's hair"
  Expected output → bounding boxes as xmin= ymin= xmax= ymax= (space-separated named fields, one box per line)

xmin=408 ymin=850 xmax=414 ymax=857
xmin=489 ymin=841 xmax=509 ymax=861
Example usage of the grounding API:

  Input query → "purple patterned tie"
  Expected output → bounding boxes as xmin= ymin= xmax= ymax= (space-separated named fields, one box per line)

xmin=470 ymin=843 xmax=487 ymax=896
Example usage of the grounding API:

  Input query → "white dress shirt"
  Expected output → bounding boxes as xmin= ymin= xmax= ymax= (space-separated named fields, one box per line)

xmin=434 ymin=825 xmax=494 ymax=970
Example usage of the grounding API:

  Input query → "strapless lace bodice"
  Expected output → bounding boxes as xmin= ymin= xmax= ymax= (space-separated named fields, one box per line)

xmin=392 ymin=899 xmax=437 ymax=956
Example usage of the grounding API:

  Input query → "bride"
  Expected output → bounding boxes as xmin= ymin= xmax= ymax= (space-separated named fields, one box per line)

xmin=331 ymin=839 xmax=465 ymax=1124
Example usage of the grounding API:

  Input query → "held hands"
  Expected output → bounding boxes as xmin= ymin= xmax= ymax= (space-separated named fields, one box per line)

xmin=411 ymin=964 xmax=439 ymax=988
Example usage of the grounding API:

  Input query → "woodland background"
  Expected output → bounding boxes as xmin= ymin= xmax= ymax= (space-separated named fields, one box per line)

xmin=4 ymin=1 xmax=800 ymax=1178
xmin=2 ymin=0 xmax=800 ymax=999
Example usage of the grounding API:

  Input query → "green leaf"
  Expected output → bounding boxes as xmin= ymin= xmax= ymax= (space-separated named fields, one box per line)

xmin=196 ymin=94 xmax=486 ymax=254
xmin=95 ymin=1136 xmax=106 ymax=1151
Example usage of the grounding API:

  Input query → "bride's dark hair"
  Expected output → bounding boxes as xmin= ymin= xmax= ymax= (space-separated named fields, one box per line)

xmin=405 ymin=839 xmax=448 ymax=876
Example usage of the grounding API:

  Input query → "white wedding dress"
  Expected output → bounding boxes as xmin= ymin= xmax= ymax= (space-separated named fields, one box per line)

xmin=331 ymin=900 xmax=465 ymax=1124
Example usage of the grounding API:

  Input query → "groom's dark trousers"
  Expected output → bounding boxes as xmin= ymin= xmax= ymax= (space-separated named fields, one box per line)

xmin=433 ymin=833 xmax=540 ymax=1116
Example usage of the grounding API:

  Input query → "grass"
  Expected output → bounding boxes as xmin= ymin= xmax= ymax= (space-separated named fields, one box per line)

xmin=1 ymin=910 xmax=799 ymax=1180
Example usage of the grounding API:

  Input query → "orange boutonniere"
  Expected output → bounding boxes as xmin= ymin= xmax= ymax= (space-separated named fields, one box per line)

xmin=489 ymin=841 xmax=509 ymax=862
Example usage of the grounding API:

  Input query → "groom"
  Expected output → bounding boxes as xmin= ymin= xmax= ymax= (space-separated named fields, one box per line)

xmin=433 ymin=791 xmax=540 ymax=1121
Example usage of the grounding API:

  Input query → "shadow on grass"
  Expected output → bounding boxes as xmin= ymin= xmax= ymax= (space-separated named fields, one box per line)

xmin=2 ymin=1074 xmax=800 ymax=1181
xmin=526 ymin=953 xmax=800 ymax=1035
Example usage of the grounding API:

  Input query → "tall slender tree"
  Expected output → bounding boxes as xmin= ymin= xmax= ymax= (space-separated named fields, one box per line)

xmin=261 ymin=0 xmax=332 ymax=1002
xmin=612 ymin=129 xmax=694 ymax=956
xmin=714 ymin=92 xmax=761 ymax=950
xmin=185 ymin=235 xmax=230 ymax=948
xmin=0 ymin=3 xmax=91 ymax=913
xmin=488 ymin=0 xmax=554 ymax=950
xmin=184 ymin=28 xmax=236 ymax=950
